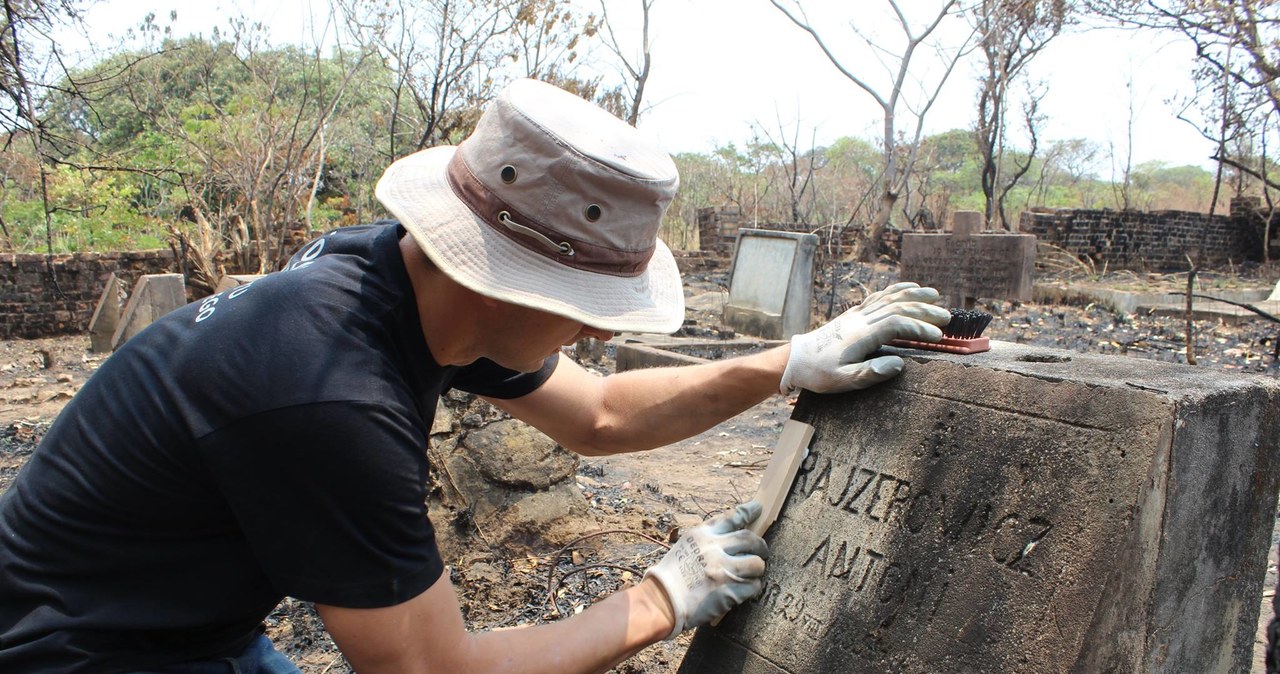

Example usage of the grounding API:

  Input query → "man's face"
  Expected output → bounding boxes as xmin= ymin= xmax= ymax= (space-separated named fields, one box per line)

xmin=487 ymin=302 xmax=612 ymax=372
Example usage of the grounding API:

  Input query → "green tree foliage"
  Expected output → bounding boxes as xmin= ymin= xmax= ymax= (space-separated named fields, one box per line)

xmin=2 ymin=0 xmax=602 ymax=276
xmin=29 ymin=32 xmax=388 ymax=275
xmin=0 ymin=0 xmax=91 ymax=254
xmin=0 ymin=0 xmax=1226 ymax=265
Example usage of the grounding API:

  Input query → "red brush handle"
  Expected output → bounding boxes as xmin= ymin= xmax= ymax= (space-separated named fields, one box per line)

xmin=887 ymin=336 xmax=990 ymax=355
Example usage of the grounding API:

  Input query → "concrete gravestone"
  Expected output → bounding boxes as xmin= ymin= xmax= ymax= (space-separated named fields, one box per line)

xmin=109 ymin=273 xmax=187 ymax=350
xmin=679 ymin=341 xmax=1280 ymax=673
xmin=724 ymin=229 xmax=819 ymax=340
xmin=900 ymin=211 xmax=1036 ymax=307
xmin=87 ymin=273 xmax=125 ymax=354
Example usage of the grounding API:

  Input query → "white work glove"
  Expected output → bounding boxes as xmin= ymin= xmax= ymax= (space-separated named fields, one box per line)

xmin=780 ymin=282 xmax=951 ymax=395
xmin=644 ymin=500 xmax=769 ymax=640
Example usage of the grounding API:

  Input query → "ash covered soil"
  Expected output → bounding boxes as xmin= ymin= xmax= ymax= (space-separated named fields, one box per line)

xmin=0 ymin=263 xmax=1277 ymax=673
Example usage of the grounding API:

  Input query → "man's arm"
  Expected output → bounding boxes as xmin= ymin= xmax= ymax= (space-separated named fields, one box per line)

xmin=318 ymin=571 xmax=673 ymax=674
xmin=492 ymin=282 xmax=951 ymax=457
xmin=490 ymin=345 xmax=788 ymax=456
xmin=317 ymin=502 xmax=766 ymax=674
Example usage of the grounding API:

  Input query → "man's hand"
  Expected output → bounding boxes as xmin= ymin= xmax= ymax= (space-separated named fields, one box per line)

xmin=780 ymin=282 xmax=951 ymax=395
xmin=644 ymin=500 xmax=769 ymax=639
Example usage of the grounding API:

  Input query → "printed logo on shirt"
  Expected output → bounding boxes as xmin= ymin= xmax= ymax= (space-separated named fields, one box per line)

xmin=194 ymin=281 xmax=256 ymax=323
xmin=284 ymin=237 xmax=327 ymax=273
xmin=194 ymin=234 xmax=331 ymax=324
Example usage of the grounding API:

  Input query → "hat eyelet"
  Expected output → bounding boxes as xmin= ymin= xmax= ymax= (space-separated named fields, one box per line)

xmin=584 ymin=203 xmax=602 ymax=222
xmin=500 ymin=165 xmax=518 ymax=183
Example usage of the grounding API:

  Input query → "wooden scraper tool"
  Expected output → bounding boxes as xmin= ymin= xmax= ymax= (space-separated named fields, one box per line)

xmin=748 ymin=418 xmax=815 ymax=537
xmin=710 ymin=419 xmax=814 ymax=627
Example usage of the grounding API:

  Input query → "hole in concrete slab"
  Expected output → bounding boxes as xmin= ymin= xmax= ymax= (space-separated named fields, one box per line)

xmin=1017 ymin=353 xmax=1072 ymax=363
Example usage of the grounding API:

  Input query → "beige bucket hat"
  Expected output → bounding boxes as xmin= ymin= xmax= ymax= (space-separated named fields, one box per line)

xmin=375 ymin=78 xmax=685 ymax=334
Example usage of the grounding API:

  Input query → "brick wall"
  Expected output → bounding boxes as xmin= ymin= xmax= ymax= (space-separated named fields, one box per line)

xmin=1020 ymin=207 xmax=1264 ymax=272
xmin=696 ymin=206 xmax=743 ymax=255
xmin=0 ymin=250 xmax=177 ymax=339
xmin=696 ymin=209 xmax=865 ymax=262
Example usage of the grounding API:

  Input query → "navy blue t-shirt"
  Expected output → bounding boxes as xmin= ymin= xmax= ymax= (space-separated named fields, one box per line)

xmin=0 ymin=222 xmax=556 ymax=673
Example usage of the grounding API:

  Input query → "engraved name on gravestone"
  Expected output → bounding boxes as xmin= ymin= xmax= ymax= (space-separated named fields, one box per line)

xmin=679 ymin=342 xmax=1280 ymax=674
xmin=899 ymin=211 xmax=1035 ymax=307
xmin=724 ymin=229 xmax=818 ymax=340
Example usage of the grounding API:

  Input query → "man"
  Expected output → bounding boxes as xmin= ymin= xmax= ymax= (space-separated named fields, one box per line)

xmin=0 ymin=78 xmax=949 ymax=673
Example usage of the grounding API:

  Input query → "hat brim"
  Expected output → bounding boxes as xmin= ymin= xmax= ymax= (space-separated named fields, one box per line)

xmin=376 ymin=146 xmax=686 ymax=334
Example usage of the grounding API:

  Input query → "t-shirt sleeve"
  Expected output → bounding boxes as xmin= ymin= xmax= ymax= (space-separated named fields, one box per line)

xmin=450 ymin=353 xmax=559 ymax=399
xmin=195 ymin=401 xmax=444 ymax=609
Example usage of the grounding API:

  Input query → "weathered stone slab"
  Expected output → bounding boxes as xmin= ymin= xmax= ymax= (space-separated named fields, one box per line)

xmin=679 ymin=341 xmax=1280 ymax=674
xmin=110 ymin=273 xmax=187 ymax=350
xmin=87 ymin=273 xmax=124 ymax=353
xmin=900 ymin=211 xmax=1036 ymax=305
xmin=724 ymin=229 xmax=818 ymax=339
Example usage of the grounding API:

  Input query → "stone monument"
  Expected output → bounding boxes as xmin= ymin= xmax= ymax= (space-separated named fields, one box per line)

xmin=679 ymin=341 xmax=1280 ymax=674
xmin=723 ymin=229 xmax=819 ymax=340
xmin=110 ymin=273 xmax=187 ymax=350
xmin=87 ymin=273 xmax=125 ymax=354
xmin=900 ymin=211 xmax=1036 ymax=307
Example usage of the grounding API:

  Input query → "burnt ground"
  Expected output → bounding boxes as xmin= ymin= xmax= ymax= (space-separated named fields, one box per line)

xmin=0 ymin=262 xmax=1278 ymax=672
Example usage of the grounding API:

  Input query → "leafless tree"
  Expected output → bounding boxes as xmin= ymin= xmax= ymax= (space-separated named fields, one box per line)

xmin=102 ymin=20 xmax=374 ymax=279
xmin=0 ymin=0 xmax=86 ymax=256
xmin=753 ymin=110 xmax=827 ymax=225
xmin=971 ymin=0 xmax=1070 ymax=228
xmin=510 ymin=0 xmax=592 ymax=80
xmin=336 ymin=0 xmax=523 ymax=158
xmin=1090 ymin=0 xmax=1279 ymax=257
xmin=1111 ymin=75 xmax=1137 ymax=210
xmin=770 ymin=0 xmax=976 ymax=261
xmin=596 ymin=0 xmax=654 ymax=125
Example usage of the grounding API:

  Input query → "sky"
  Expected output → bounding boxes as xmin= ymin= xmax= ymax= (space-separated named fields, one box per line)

xmin=70 ymin=0 xmax=1218 ymax=177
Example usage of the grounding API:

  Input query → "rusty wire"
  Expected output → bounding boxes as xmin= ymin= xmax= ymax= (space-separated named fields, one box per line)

xmin=543 ymin=529 xmax=670 ymax=616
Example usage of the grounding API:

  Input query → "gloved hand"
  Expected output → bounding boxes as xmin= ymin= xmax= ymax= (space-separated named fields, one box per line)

xmin=644 ymin=500 xmax=769 ymax=640
xmin=780 ymin=282 xmax=951 ymax=395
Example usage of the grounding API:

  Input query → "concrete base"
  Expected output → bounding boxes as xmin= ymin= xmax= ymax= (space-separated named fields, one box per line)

xmin=1034 ymin=282 xmax=1278 ymax=322
xmin=679 ymin=340 xmax=1280 ymax=674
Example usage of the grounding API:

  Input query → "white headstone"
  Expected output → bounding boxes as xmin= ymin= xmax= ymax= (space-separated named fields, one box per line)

xmin=110 ymin=274 xmax=186 ymax=350
xmin=724 ymin=229 xmax=818 ymax=340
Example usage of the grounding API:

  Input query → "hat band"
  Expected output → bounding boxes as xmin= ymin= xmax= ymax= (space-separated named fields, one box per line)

xmin=446 ymin=152 xmax=652 ymax=277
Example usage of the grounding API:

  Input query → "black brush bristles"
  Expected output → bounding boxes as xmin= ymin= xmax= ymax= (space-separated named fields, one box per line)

xmin=888 ymin=307 xmax=993 ymax=354
xmin=943 ymin=308 xmax=993 ymax=340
